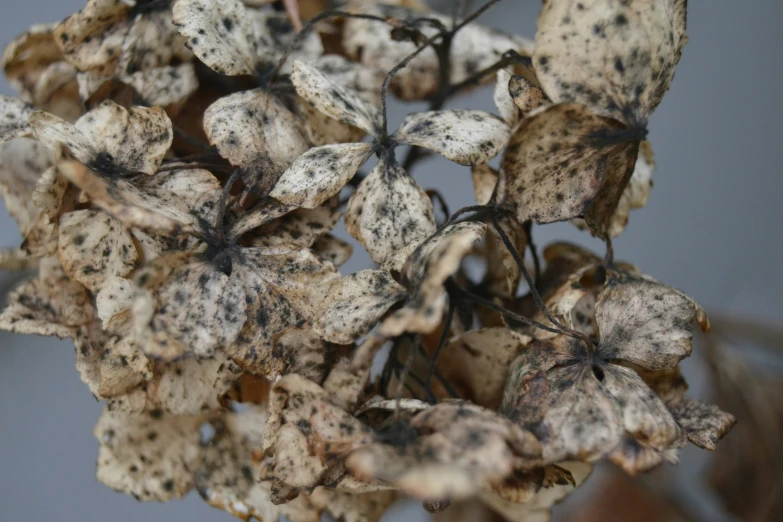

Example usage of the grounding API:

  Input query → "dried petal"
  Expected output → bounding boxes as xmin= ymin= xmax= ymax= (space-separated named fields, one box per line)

xmin=312 ymin=234 xmax=353 ymax=267
xmin=0 ymin=257 xmax=93 ymax=338
xmin=75 ymin=323 xmax=152 ymax=399
xmin=534 ymin=0 xmax=687 ymax=122
xmin=436 ymin=328 xmax=531 ymax=409
xmin=498 ymin=103 xmax=637 ymax=226
xmin=314 ymin=270 xmax=407 ymax=345
xmin=96 ymin=276 xmax=135 ymax=334
xmin=380 ymin=222 xmax=485 ymax=337
xmin=0 ymin=139 xmax=56 ymax=238
xmin=33 ymin=101 xmax=173 ymax=175
xmin=135 ymin=254 xmax=248 ymax=359
xmin=347 ymin=401 xmax=540 ymax=501
xmin=271 ymin=143 xmax=374 ymax=209
xmin=58 ymin=209 xmax=139 ymax=292
xmin=667 ymin=398 xmax=735 ymax=451
xmin=596 ymin=270 xmax=709 ymax=371
xmin=93 ymin=408 xmax=212 ymax=501
xmin=292 ymin=60 xmax=381 ymax=136
xmin=345 ymin=157 xmax=435 ymax=266
xmin=204 ymin=88 xmax=309 ymax=195
xmin=173 ymin=0 xmax=321 ymax=76
xmin=249 ymin=206 xmax=341 ymax=249
xmin=310 ymin=488 xmax=397 ymax=522
xmin=0 ymin=95 xmax=33 ymax=142
xmin=509 ymin=74 xmax=547 ymax=116
xmin=343 ymin=5 xmax=532 ymax=100
xmin=494 ymin=69 xmax=519 ymax=127
xmin=394 ymin=110 xmax=509 ymax=166
xmin=78 ymin=63 xmax=199 ymax=107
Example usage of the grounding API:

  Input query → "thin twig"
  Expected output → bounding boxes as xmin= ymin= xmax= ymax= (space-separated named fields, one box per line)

xmin=490 ymin=217 xmax=595 ymax=347
xmin=380 ymin=32 xmax=444 ymax=139
xmin=215 ymin=170 xmax=240 ymax=245
xmin=447 ymin=279 xmax=566 ymax=337
xmin=524 ymin=221 xmax=541 ymax=284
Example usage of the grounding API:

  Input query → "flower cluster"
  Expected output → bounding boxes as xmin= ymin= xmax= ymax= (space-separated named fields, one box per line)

xmin=0 ymin=0 xmax=735 ymax=521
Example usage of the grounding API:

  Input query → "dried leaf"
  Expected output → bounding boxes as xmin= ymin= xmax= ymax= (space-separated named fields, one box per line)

xmin=345 ymin=156 xmax=435 ymax=266
xmin=314 ymin=270 xmax=407 ymax=345
xmin=394 ymin=110 xmax=509 ymax=166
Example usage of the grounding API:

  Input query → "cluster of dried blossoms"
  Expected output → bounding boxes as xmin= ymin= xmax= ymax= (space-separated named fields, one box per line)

xmin=0 ymin=0 xmax=736 ymax=520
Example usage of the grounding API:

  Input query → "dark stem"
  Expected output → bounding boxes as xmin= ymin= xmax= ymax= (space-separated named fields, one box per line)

xmin=394 ymin=339 xmax=418 ymax=419
xmin=401 ymin=0 xmax=511 ymax=172
xmin=172 ymin=124 xmax=215 ymax=153
xmin=490 ymin=216 xmax=595 ymax=348
xmin=524 ymin=221 xmax=541 ymax=284
xmin=427 ymin=189 xmax=451 ymax=225
xmin=603 ymin=236 xmax=614 ymax=265
xmin=380 ymin=31 xmax=444 ymax=140
xmin=215 ymin=170 xmax=241 ymax=245
xmin=447 ymin=50 xmax=531 ymax=97
xmin=444 ymin=204 xmax=498 ymax=226
xmin=446 ymin=279 xmax=567 ymax=337
xmin=453 ymin=0 xmax=503 ymax=32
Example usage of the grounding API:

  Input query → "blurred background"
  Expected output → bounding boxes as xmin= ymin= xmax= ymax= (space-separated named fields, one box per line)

xmin=1 ymin=1 xmax=782 ymax=521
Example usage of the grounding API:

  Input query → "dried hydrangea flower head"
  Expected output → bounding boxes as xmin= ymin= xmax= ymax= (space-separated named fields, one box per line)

xmin=0 ymin=1 xmax=739 ymax=521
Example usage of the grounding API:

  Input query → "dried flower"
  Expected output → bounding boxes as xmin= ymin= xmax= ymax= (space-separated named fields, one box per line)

xmin=0 ymin=1 xmax=739 ymax=521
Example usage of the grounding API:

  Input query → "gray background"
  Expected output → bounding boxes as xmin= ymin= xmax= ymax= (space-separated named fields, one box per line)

xmin=1 ymin=0 xmax=781 ymax=520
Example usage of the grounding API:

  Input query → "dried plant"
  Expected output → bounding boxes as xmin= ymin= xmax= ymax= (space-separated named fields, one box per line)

xmin=0 ymin=1 xmax=743 ymax=521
